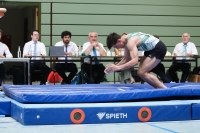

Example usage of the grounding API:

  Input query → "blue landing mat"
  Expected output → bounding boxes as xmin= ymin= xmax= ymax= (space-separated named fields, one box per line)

xmin=0 ymin=92 xmax=11 ymax=115
xmin=183 ymin=100 xmax=200 ymax=120
xmin=10 ymin=99 xmax=190 ymax=125
xmin=3 ymin=83 xmax=200 ymax=103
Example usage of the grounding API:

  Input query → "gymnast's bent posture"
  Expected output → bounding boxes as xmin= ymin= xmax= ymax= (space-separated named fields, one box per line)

xmin=105 ymin=32 xmax=167 ymax=89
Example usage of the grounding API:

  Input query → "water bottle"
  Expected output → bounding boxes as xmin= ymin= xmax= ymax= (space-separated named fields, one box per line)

xmin=121 ymin=48 xmax=124 ymax=56
xmin=118 ymin=49 xmax=121 ymax=56
xmin=78 ymin=45 xmax=82 ymax=56
xmin=17 ymin=46 xmax=21 ymax=58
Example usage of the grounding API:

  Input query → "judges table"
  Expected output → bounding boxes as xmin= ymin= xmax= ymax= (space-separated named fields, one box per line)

xmin=28 ymin=56 xmax=85 ymax=64
xmin=0 ymin=58 xmax=30 ymax=84
xmin=90 ymin=56 xmax=199 ymax=83
xmin=93 ymin=56 xmax=199 ymax=67
xmin=29 ymin=55 xmax=199 ymax=84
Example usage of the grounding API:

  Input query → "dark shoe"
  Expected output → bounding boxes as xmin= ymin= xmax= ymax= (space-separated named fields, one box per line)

xmin=40 ymin=82 xmax=46 ymax=85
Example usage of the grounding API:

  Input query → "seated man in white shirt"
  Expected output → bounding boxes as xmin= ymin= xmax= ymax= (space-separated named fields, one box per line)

xmin=23 ymin=30 xmax=50 ymax=85
xmin=0 ymin=29 xmax=13 ymax=88
xmin=54 ymin=30 xmax=78 ymax=84
xmin=81 ymin=32 xmax=107 ymax=84
xmin=168 ymin=33 xmax=198 ymax=83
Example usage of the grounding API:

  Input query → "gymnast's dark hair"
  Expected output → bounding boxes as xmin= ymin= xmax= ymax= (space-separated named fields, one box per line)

xmin=61 ymin=30 xmax=72 ymax=38
xmin=106 ymin=32 xmax=121 ymax=49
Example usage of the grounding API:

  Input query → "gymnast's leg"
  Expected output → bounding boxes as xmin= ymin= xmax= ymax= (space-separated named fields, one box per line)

xmin=138 ymin=56 xmax=167 ymax=89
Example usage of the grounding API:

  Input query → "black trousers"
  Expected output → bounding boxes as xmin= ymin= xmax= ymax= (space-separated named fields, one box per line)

xmin=0 ymin=64 xmax=5 ymax=86
xmin=151 ymin=63 xmax=171 ymax=83
xmin=81 ymin=63 xmax=105 ymax=84
xmin=31 ymin=62 xmax=50 ymax=84
xmin=168 ymin=62 xmax=191 ymax=83
xmin=55 ymin=63 xmax=78 ymax=84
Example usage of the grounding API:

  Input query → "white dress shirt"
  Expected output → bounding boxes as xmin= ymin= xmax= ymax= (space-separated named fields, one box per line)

xmin=55 ymin=41 xmax=78 ymax=63
xmin=23 ymin=40 xmax=46 ymax=60
xmin=172 ymin=42 xmax=198 ymax=60
xmin=82 ymin=42 xmax=106 ymax=64
xmin=0 ymin=42 xmax=13 ymax=64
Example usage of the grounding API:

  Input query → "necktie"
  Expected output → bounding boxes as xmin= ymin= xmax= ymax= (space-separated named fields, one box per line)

xmin=183 ymin=44 xmax=187 ymax=60
xmin=33 ymin=42 xmax=37 ymax=60
xmin=92 ymin=47 xmax=99 ymax=65
xmin=65 ymin=46 xmax=68 ymax=64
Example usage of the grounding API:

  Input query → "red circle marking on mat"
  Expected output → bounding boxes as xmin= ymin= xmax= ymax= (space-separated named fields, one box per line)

xmin=70 ymin=109 xmax=85 ymax=124
xmin=138 ymin=107 xmax=152 ymax=122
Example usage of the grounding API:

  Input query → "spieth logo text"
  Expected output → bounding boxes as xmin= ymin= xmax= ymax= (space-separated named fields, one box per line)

xmin=96 ymin=112 xmax=128 ymax=120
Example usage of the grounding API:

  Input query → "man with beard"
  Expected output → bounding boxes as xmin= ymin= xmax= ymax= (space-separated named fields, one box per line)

xmin=54 ymin=30 xmax=78 ymax=84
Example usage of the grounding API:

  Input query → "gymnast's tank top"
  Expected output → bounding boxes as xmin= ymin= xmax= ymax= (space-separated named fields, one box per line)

xmin=126 ymin=32 xmax=159 ymax=51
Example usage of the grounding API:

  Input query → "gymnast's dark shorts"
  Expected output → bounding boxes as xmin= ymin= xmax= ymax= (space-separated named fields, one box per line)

xmin=144 ymin=40 xmax=167 ymax=60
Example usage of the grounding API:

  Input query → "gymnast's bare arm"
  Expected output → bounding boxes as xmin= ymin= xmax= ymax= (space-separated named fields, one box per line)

xmin=104 ymin=37 xmax=140 ymax=74
xmin=117 ymin=37 xmax=139 ymax=71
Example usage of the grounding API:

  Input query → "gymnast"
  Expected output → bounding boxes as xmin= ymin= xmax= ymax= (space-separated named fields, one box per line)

xmin=104 ymin=32 xmax=167 ymax=89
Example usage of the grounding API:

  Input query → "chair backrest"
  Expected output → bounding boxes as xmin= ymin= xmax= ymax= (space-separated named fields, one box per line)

xmin=192 ymin=66 xmax=200 ymax=74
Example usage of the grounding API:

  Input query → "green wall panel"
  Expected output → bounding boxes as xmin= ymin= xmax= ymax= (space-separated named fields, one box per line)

xmin=41 ymin=25 xmax=51 ymax=35
xmin=51 ymin=25 xmax=200 ymax=36
xmin=52 ymin=3 xmax=200 ymax=16
xmin=41 ymin=3 xmax=50 ymax=13
xmin=4 ymin=0 xmax=200 ymax=6
xmin=52 ymin=36 xmax=61 ymax=45
xmin=41 ymin=36 xmax=51 ymax=46
xmin=52 ymin=14 xmax=200 ymax=26
xmin=41 ymin=14 xmax=50 ymax=24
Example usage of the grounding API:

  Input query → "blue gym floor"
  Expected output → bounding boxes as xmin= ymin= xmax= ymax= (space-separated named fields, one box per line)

xmin=0 ymin=116 xmax=200 ymax=133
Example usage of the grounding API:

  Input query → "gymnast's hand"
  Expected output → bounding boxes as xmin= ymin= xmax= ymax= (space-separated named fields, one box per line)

xmin=104 ymin=64 xmax=119 ymax=74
